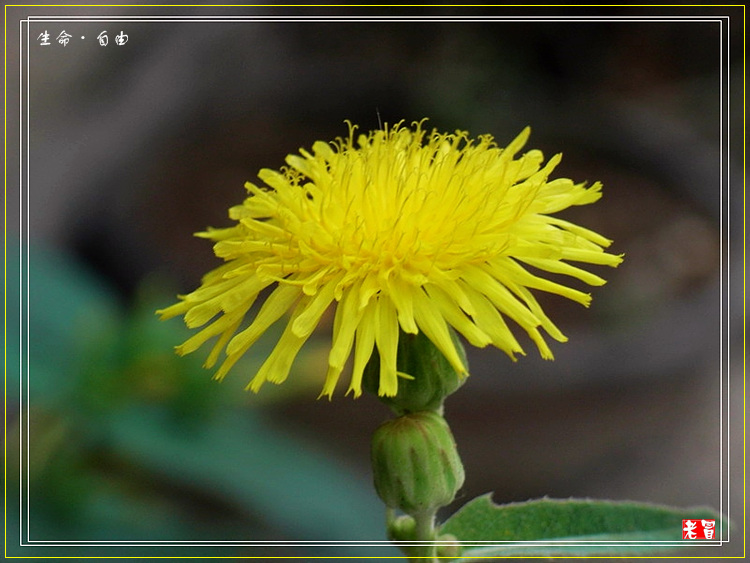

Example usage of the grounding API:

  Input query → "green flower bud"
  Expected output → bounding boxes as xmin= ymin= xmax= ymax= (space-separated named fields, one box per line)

xmin=371 ymin=411 xmax=465 ymax=516
xmin=436 ymin=534 xmax=463 ymax=558
xmin=387 ymin=514 xmax=416 ymax=542
xmin=363 ymin=329 xmax=467 ymax=414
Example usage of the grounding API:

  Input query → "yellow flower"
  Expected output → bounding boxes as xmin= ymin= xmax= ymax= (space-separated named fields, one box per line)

xmin=158 ymin=120 xmax=623 ymax=398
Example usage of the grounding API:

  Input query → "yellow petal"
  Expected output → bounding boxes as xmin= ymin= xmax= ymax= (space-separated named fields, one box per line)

xmin=412 ymin=288 xmax=467 ymax=376
xmin=248 ymin=312 xmax=309 ymax=392
xmin=386 ymin=276 xmax=418 ymax=334
xmin=460 ymin=264 xmax=541 ymax=329
xmin=519 ymin=257 xmax=608 ymax=286
xmin=459 ymin=281 xmax=524 ymax=358
xmin=321 ymin=286 xmax=365 ymax=397
xmin=424 ymin=284 xmax=491 ymax=348
xmin=374 ymin=297 xmax=399 ymax=397
xmin=347 ymin=300 xmax=377 ymax=397
xmin=291 ymin=275 xmax=341 ymax=337
xmin=225 ymin=284 xmax=301 ymax=356
xmin=328 ymin=285 xmax=364 ymax=370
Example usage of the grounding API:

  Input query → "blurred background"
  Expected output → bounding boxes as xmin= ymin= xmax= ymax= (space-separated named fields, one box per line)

xmin=6 ymin=5 xmax=745 ymax=560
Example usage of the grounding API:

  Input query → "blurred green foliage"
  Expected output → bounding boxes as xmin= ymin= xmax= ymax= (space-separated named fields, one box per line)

xmin=7 ymin=240 xmax=398 ymax=559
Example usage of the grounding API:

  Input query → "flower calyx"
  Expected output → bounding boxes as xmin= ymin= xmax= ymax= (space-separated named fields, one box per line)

xmin=363 ymin=329 xmax=466 ymax=414
xmin=371 ymin=410 xmax=465 ymax=517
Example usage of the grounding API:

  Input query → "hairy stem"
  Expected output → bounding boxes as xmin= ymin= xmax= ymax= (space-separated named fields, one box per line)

xmin=409 ymin=509 xmax=438 ymax=562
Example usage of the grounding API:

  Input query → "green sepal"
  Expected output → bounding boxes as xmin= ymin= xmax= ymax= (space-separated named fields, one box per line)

xmin=363 ymin=329 xmax=466 ymax=414
xmin=439 ymin=494 xmax=727 ymax=558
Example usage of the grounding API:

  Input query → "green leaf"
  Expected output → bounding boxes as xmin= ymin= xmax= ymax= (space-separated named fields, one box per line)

xmin=440 ymin=494 xmax=725 ymax=558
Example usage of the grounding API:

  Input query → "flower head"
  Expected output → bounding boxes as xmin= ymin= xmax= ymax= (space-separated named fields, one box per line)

xmin=158 ymin=120 xmax=623 ymax=398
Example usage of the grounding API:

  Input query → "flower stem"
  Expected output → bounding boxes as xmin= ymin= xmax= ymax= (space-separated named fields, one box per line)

xmin=410 ymin=509 xmax=438 ymax=562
